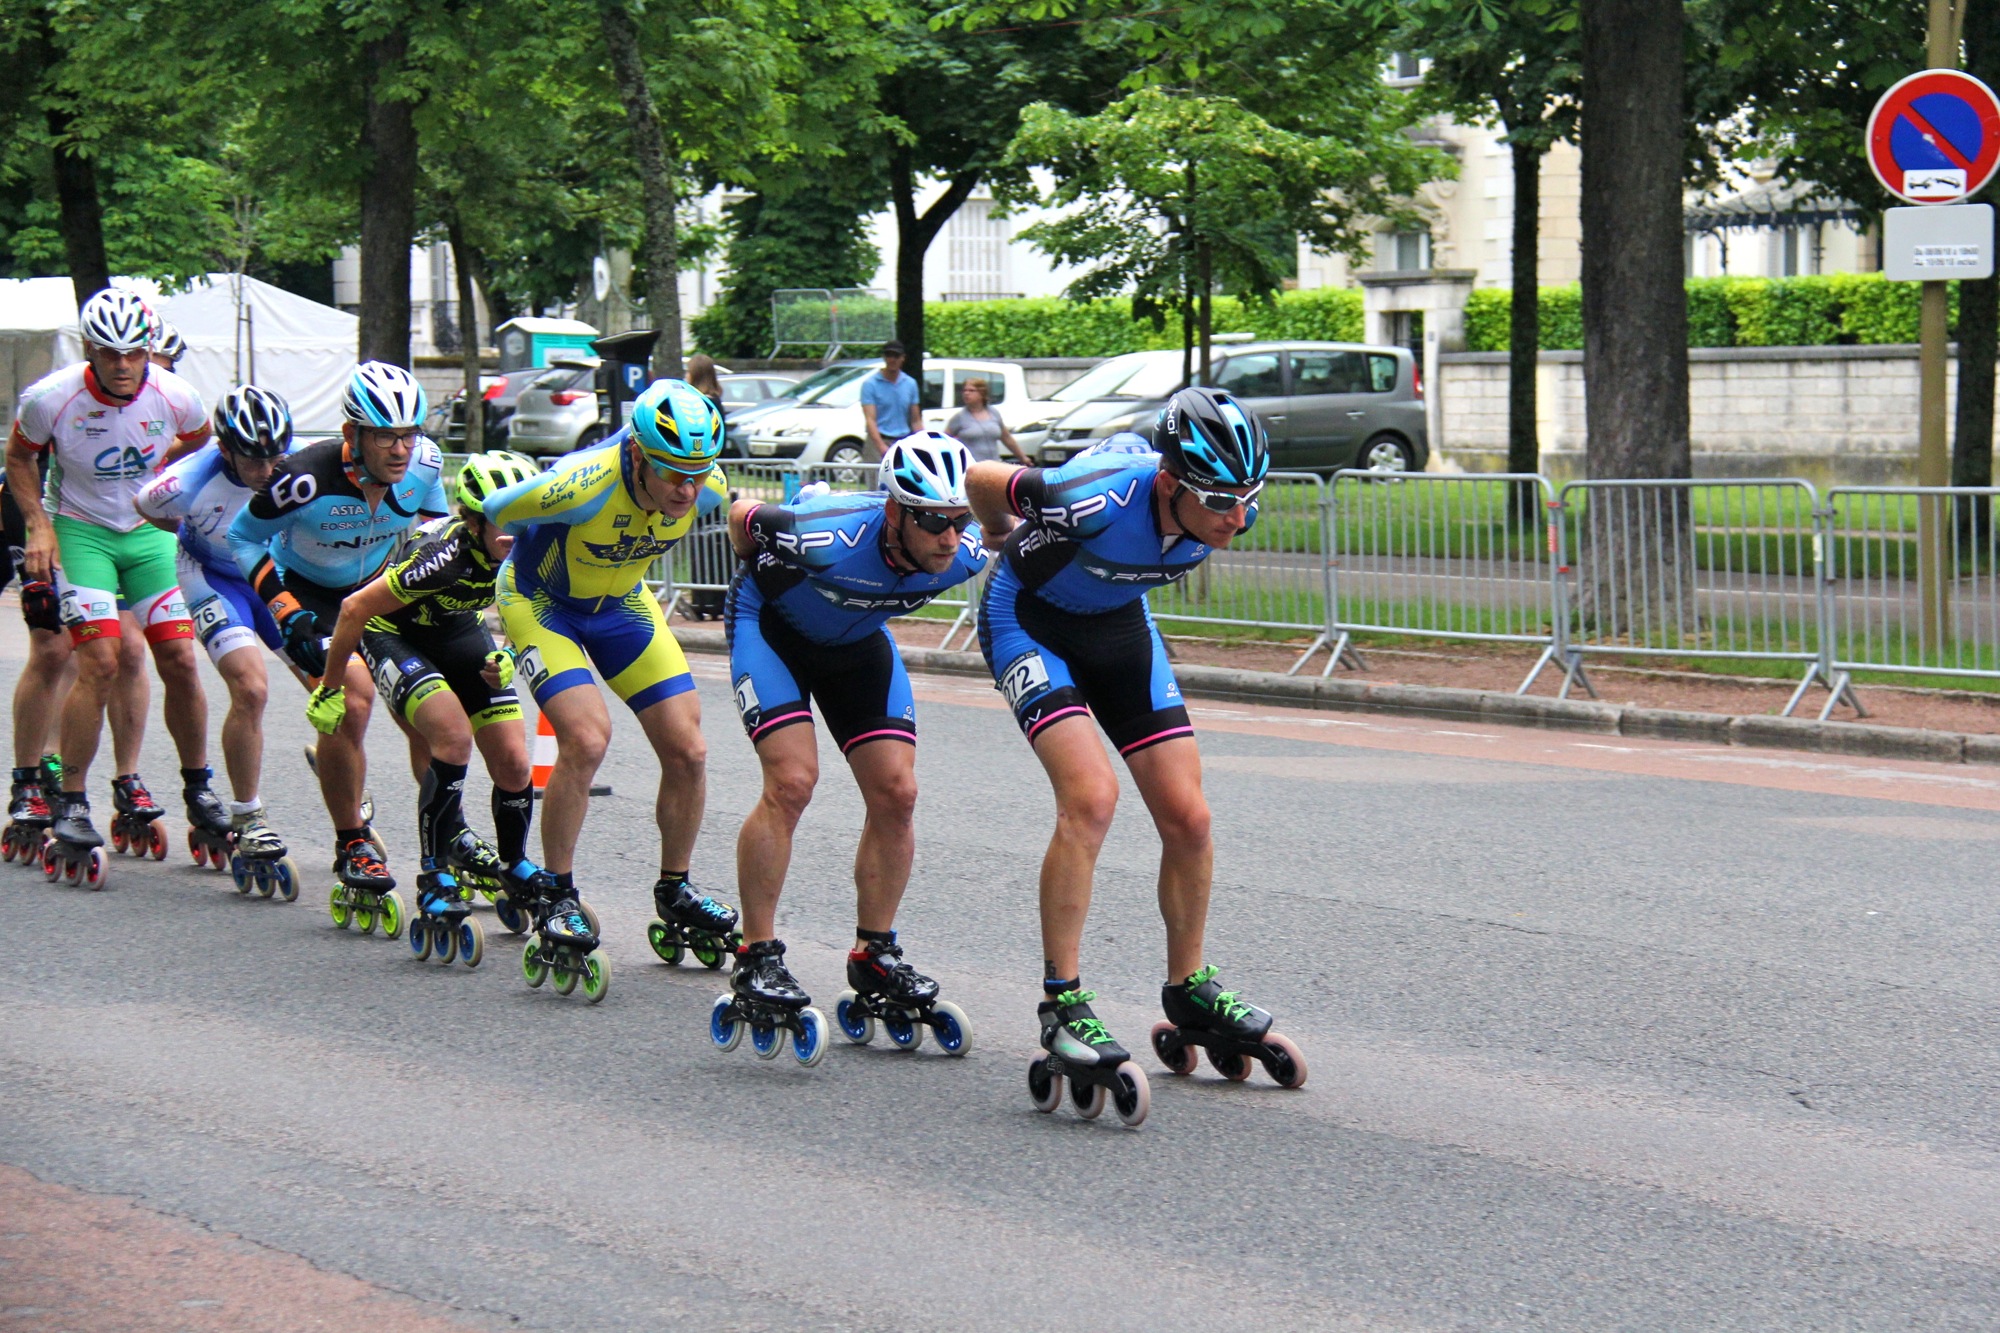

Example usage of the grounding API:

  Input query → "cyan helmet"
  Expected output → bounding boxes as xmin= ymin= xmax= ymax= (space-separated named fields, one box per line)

xmin=79 ymin=289 xmax=156 ymax=352
xmin=212 ymin=386 xmax=293 ymax=459
xmin=1154 ymin=385 xmax=1269 ymax=487
xmin=631 ymin=377 xmax=724 ymax=475
xmin=342 ymin=360 xmax=428 ymax=429
xmin=879 ymin=431 xmax=971 ymax=508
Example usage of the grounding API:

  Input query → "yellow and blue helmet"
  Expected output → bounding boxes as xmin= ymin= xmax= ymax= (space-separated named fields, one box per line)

xmin=630 ymin=378 xmax=724 ymax=475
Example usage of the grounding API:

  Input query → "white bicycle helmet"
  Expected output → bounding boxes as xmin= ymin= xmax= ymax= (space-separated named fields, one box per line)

xmin=879 ymin=431 xmax=972 ymax=509
xmin=153 ymin=321 xmax=188 ymax=365
xmin=79 ymin=289 xmax=156 ymax=352
xmin=341 ymin=360 xmax=429 ymax=429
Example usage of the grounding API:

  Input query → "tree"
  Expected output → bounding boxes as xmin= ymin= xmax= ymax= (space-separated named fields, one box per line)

xmin=599 ymin=0 xmax=684 ymax=378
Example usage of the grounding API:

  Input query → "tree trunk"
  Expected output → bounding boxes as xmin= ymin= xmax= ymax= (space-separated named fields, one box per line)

xmin=1578 ymin=0 xmax=1692 ymax=639
xmin=1954 ymin=0 xmax=2000 ymax=542
xmin=446 ymin=215 xmax=483 ymax=452
xmin=1197 ymin=237 xmax=1214 ymax=383
xmin=890 ymin=151 xmax=980 ymax=399
xmin=358 ymin=28 xmax=418 ymax=367
xmin=46 ymin=102 xmax=111 ymax=309
xmin=601 ymin=1 xmax=682 ymax=380
xmin=1507 ymin=136 xmax=1545 ymax=527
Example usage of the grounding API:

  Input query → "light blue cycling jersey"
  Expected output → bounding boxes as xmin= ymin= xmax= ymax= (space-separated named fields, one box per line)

xmin=134 ymin=442 xmax=274 ymax=574
xmin=736 ymin=490 xmax=988 ymax=645
xmin=227 ymin=435 xmax=448 ymax=591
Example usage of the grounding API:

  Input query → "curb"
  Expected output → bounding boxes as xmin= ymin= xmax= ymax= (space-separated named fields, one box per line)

xmin=670 ymin=626 xmax=1999 ymax=769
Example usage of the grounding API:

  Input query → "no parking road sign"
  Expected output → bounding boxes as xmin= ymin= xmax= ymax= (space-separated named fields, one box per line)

xmin=1868 ymin=69 xmax=2000 ymax=205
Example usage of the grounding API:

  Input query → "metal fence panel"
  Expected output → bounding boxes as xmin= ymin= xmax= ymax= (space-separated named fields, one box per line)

xmin=654 ymin=461 xmax=797 ymax=608
xmin=1823 ymin=486 xmax=2000 ymax=683
xmin=1146 ymin=471 xmax=1329 ymax=653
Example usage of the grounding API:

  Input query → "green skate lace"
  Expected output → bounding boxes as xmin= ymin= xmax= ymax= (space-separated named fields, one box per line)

xmin=1053 ymin=989 xmax=1116 ymax=1047
xmin=1185 ymin=965 xmax=1255 ymax=1025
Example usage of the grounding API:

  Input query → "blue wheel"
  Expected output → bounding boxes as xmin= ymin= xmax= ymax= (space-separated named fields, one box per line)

xmin=710 ymin=994 xmax=742 ymax=1052
xmin=750 ymin=1020 xmax=783 ymax=1060
xmin=255 ymin=863 xmax=276 ymax=898
xmin=835 ymin=990 xmax=875 ymax=1044
xmin=494 ymin=891 xmax=529 ymax=935
xmin=884 ymin=1010 xmax=923 ymax=1051
xmin=230 ymin=855 xmax=252 ymax=894
xmin=793 ymin=1007 xmax=828 ymax=1067
xmin=410 ymin=919 xmax=432 ymax=961
xmin=931 ymin=1001 xmax=971 ymax=1056
xmin=274 ymin=857 xmax=300 ymax=903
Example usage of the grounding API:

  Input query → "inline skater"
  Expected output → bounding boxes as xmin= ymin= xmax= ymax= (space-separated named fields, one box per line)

xmin=720 ymin=432 xmax=984 ymax=1055
xmin=228 ymin=361 xmax=448 ymax=922
xmin=134 ymin=386 xmax=298 ymax=891
xmin=310 ymin=450 xmax=541 ymax=966
xmin=150 ymin=322 xmax=187 ymax=373
xmin=3 ymin=288 xmax=215 ymax=883
xmin=964 ymin=385 xmax=1307 ymax=1127
xmin=482 ymin=377 xmax=733 ymax=991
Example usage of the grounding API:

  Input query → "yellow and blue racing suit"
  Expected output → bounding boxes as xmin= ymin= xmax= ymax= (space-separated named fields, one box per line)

xmin=483 ymin=434 xmax=726 ymax=712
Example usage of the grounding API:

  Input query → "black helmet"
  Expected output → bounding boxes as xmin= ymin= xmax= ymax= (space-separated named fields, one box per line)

xmin=213 ymin=385 xmax=294 ymax=459
xmin=1154 ymin=386 xmax=1269 ymax=487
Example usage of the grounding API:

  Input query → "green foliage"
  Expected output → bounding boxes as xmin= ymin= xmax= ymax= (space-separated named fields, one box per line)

xmin=1684 ymin=278 xmax=1736 ymax=348
xmin=689 ymin=176 xmax=885 ymax=358
xmin=921 ymin=287 xmax=1362 ymax=357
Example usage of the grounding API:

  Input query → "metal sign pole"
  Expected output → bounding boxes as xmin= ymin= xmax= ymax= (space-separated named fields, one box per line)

xmin=1920 ymin=0 xmax=1966 ymax=653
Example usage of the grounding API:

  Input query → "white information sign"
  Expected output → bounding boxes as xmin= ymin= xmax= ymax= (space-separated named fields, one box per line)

xmin=1883 ymin=203 xmax=1995 ymax=280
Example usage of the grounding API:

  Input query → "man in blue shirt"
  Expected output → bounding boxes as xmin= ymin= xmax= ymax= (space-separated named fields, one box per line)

xmin=860 ymin=340 xmax=923 ymax=461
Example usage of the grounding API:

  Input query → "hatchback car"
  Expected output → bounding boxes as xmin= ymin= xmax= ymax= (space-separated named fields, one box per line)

xmin=1034 ymin=342 xmax=1427 ymax=474
xmin=746 ymin=359 xmax=1064 ymax=467
xmin=505 ymin=361 xmax=606 ymax=457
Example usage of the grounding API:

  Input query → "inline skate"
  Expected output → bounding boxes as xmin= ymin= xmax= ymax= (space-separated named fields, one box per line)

xmin=1029 ymin=989 xmax=1150 ymax=1127
xmin=646 ymin=875 xmax=741 ymax=969
xmin=40 ymin=793 xmax=107 ymax=889
xmin=227 ymin=806 xmax=300 ymax=902
xmin=108 ymin=774 xmax=168 ymax=860
xmin=834 ymin=931 xmax=970 ymax=1055
xmin=409 ymin=864 xmax=484 ymax=968
xmin=3 ymin=764 xmax=52 ymax=864
xmin=327 ymin=834 xmax=405 ymax=939
xmin=1150 ymin=965 xmax=1307 ymax=1089
xmin=444 ymin=827 xmax=506 ymax=910
xmin=521 ymin=888 xmax=609 ymax=1002
xmin=710 ymin=939 xmax=827 ymax=1066
xmin=488 ymin=857 xmax=547 ymax=935
xmin=183 ymin=770 xmax=233 ymax=871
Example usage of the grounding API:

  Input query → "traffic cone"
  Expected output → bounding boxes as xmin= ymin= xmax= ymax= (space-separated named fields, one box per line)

xmin=529 ymin=707 xmax=612 ymax=798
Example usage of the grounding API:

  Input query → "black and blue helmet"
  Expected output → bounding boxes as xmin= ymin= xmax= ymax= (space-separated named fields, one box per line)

xmin=1154 ymin=386 xmax=1268 ymax=487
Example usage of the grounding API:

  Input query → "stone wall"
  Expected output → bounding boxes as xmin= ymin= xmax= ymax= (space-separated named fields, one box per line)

xmin=1438 ymin=346 xmax=1956 ymax=487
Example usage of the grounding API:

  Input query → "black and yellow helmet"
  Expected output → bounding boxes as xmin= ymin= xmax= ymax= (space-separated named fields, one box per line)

xmin=453 ymin=450 xmax=539 ymax=512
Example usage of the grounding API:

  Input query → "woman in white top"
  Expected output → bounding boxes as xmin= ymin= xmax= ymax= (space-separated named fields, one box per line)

xmin=942 ymin=377 xmax=1029 ymax=465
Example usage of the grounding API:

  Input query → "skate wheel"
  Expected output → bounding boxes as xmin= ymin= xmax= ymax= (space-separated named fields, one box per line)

xmin=379 ymin=890 xmax=406 ymax=941
xmin=328 ymin=885 xmax=352 ymax=929
xmin=41 ymin=845 xmax=58 ymax=881
xmin=930 ymin=1001 xmax=971 ymax=1057
xmin=1151 ymin=1021 xmax=1197 ymax=1076
xmin=1259 ymin=1032 xmax=1308 ymax=1089
xmin=459 ymin=917 xmax=484 ymax=970
xmin=275 ymin=857 xmax=299 ymax=903
xmin=1111 ymin=1062 xmax=1150 ymax=1127
xmin=578 ymin=899 xmax=601 ymax=937
xmin=1072 ymin=1076 xmax=1107 ymax=1120
xmin=885 ymin=1010 xmax=925 ymax=1052
xmin=710 ymin=994 xmax=742 ymax=1051
xmin=83 ymin=846 xmax=106 ymax=890
xmin=188 ymin=830 xmax=206 ymax=867
xmin=355 ymin=898 xmax=378 ymax=934
xmin=835 ymin=990 xmax=875 ymax=1045
xmin=522 ymin=937 xmax=549 ymax=988
xmin=410 ymin=918 xmax=434 ymax=962
xmin=148 ymin=822 xmax=167 ymax=860
xmin=256 ymin=864 xmax=276 ymax=898
xmin=793 ymin=1007 xmax=827 ymax=1067
xmin=231 ymin=856 xmax=253 ymax=894
xmin=111 ymin=827 xmax=128 ymax=854
xmin=693 ymin=941 xmax=726 ymax=970
xmin=435 ymin=918 xmax=459 ymax=965
xmin=1028 ymin=1057 xmax=1064 ymax=1113
xmin=647 ymin=918 xmax=684 ymax=965
xmin=1208 ymin=1047 xmax=1253 ymax=1083
xmin=494 ymin=892 xmax=529 ymax=935
xmin=750 ymin=1020 xmax=783 ymax=1060
xmin=579 ymin=950 xmax=608 ymax=1003
xmin=553 ymin=956 xmax=579 ymax=995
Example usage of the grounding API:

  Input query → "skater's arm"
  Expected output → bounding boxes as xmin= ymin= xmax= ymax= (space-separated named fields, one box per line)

xmin=4 ymin=432 xmax=54 ymax=583
xmin=318 ymin=576 xmax=402 ymax=697
xmin=965 ymin=460 xmax=1021 ymax=553
xmin=728 ymin=499 xmax=761 ymax=559
xmin=481 ymin=457 xmax=612 ymax=536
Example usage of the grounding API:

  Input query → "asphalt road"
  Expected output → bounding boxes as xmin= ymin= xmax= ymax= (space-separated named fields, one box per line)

xmin=4 ymin=615 xmax=2000 ymax=1330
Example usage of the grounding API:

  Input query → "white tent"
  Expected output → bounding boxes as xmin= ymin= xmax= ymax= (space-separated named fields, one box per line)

xmin=0 ymin=273 xmax=357 ymax=434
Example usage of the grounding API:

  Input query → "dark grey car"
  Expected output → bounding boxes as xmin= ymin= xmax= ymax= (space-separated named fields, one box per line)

xmin=1037 ymin=341 xmax=1427 ymax=474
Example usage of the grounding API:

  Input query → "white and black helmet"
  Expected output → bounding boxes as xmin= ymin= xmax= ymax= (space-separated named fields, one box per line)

xmin=213 ymin=386 xmax=293 ymax=459
xmin=341 ymin=360 xmax=429 ymax=429
xmin=79 ymin=289 xmax=156 ymax=353
xmin=879 ymin=431 xmax=972 ymax=509
xmin=153 ymin=322 xmax=188 ymax=365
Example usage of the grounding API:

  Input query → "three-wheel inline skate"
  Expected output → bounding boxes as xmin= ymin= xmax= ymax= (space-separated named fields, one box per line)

xmin=108 ymin=774 xmax=168 ymax=861
xmin=3 ymin=763 xmax=52 ymax=864
xmin=327 ymin=834 xmax=406 ymax=939
xmin=834 ymin=932 xmax=970 ymax=1055
xmin=227 ymin=806 xmax=300 ymax=902
xmin=444 ymin=827 xmax=507 ymax=916
xmin=710 ymin=938 xmax=827 ymax=1066
xmin=409 ymin=865 xmax=484 ymax=968
xmin=40 ymin=794 xmax=107 ymax=889
xmin=1028 ymin=989 xmax=1150 ymax=1127
xmin=183 ymin=771 xmax=234 ymax=872
xmin=1149 ymin=965 xmax=1307 ymax=1089
xmin=521 ymin=887 xmax=609 ymax=1002
xmin=646 ymin=876 xmax=741 ymax=970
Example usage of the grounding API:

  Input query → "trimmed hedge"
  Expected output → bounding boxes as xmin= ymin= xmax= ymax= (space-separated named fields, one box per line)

xmin=921 ymin=287 xmax=1364 ymax=359
xmin=1464 ymin=273 xmax=1959 ymax=352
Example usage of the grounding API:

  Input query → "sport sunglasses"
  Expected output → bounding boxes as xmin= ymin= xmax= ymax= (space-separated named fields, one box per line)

xmin=906 ymin=509 xmax=974 ymax=535
xmin=1177 ymin=476 xmax=1264 ymax=514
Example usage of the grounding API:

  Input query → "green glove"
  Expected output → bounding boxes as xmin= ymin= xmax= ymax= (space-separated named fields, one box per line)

xmin=306 ymin=684 xmax=347 ymax=736
xmin=484 ymin=647 xmax=516 ymax=689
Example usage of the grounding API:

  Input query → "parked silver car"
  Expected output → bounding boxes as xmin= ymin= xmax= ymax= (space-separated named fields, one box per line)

xmin=1036 ymin=342 xmax=1428 ymax=474
xmin=505 ymin=361 xmax=606 ymax=457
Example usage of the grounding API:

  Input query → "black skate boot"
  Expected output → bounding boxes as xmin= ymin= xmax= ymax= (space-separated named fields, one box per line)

xmin=1151 ymin=964 xmax=1306 ymax=1089
xmin=109 ymin=773 xmax=167 ymax=860
xmin=445 ymin=827 xmax=504 ymax=897
xmin=3 ymin=766 xmax=52 ymax=864
xmin=228 ymin=806 xmax=299 ymax=902
xmin=182 ymin=768 xmax=233 ymax=870
xmin=835 ymin=931 xmax=970 ymax=1055
xmin=646 ymin=874 xmax=741 ymax=969
xmin=491 ymin=857 xmax=553 ymax=935
xmin=411 ymin=864 xmax=482 ymax=969
xmin=521 ymin=883 xmax=608 ymax=1003
xmin=43 ymin=793 xmax=107 ymax=889
xmin=711 ymin=938 xmax=827 ymax=1066
xmin=1030 ymin=988 xmax=1149 ymax=1127
xmin=328 ymin=835 xmax=406 ymax=940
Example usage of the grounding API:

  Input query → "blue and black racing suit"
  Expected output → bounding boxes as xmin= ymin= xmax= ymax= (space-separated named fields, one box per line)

xmin=729 ymin=490 xmax=987 ymax=752
xmin=979 ymin=451 xmax=1225 ymax=755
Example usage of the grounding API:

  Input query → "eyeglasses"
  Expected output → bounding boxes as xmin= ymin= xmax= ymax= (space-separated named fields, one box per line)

xmin=649 ymin=463 xmax=714 ymax=489
xmin=364 ymin=429 xmax=421 ymax=452
xmin=1176 ymin=477 xmax=1263 ymax=514
xmin=906 ymin=509 xmax=973 ymax=535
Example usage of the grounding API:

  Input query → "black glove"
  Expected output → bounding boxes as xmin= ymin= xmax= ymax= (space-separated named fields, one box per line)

xmin=278 ymin=606 xmax=326 ymax=678
xmin=20 ymin=580 xmax=60 ymax=634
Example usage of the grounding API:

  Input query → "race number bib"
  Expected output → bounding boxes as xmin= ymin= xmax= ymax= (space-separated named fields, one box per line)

xmin=997 ymin=651 xmax=1052 ymax=709
xmin=733 ymin=673 xmax=761 ymax=727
